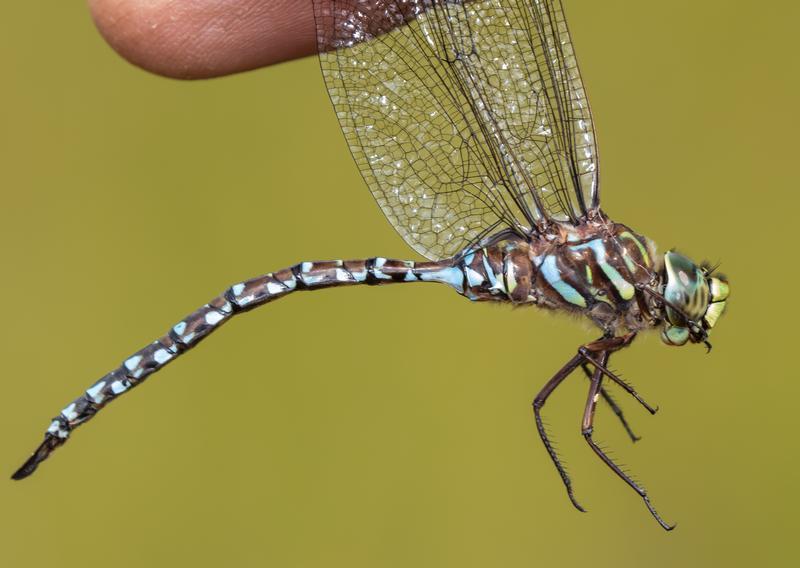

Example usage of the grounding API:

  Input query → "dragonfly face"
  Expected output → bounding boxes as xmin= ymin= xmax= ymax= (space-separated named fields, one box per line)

xmin=660 ymin=251 xmax=730 ymax=347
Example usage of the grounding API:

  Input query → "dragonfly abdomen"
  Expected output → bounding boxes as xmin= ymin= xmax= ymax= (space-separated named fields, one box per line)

xmin=12 ymin=255 xmax=470 ymax=479
xmin=458 ymin=243 xmax=535 ymax=303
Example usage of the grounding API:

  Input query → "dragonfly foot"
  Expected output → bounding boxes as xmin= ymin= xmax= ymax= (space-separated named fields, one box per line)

xmin=568 ymin=491 xmax=587 ymax=513
xmin=644 ymin=496 xmax=676 ymax=531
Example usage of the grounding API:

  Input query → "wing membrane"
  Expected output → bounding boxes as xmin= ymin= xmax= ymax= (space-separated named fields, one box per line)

xmin=314 ymin=0 xmax=599 ymax=260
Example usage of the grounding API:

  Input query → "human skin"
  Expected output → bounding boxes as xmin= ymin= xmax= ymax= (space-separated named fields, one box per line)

xmin=87 ymin=0 xmax=318 ymax=79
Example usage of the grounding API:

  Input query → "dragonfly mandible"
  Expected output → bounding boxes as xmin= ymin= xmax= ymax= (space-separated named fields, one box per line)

xmin=13 ymin=0 xmax=729 ymax=531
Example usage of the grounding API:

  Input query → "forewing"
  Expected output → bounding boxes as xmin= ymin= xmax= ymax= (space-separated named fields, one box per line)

xmin=314 ymin=0 xmax=600 ymax=260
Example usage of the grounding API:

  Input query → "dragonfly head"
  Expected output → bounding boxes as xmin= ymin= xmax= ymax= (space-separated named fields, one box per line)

xmin=659 ymin=251 xmax=729 ymax=348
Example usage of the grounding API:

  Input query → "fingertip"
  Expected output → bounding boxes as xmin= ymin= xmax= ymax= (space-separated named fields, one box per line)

xmin=87 ymin=0 xmax=317 ymax=79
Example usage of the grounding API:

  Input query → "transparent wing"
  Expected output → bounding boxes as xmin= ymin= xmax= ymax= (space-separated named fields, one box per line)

xmin=314 ymin=0 xmax=599 ymax=260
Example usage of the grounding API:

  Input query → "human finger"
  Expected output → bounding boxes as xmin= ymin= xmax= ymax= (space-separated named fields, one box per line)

xmin=87 ymin=0 xmax=316 ymax=79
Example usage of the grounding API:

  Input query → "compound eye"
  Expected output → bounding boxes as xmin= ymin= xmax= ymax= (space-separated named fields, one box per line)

xmin=664 ymin=252 xmax=709 ymax=324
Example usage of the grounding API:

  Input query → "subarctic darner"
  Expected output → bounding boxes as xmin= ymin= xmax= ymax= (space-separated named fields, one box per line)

xmin=13 ymin=0 xmax=729 ymax=530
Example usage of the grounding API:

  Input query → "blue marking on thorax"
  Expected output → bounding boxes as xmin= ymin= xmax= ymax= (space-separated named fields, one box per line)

xmin=536 ymin=255 xmax=587 ymax=307
xmin=569 ymin=239 xmax=635 ymax=300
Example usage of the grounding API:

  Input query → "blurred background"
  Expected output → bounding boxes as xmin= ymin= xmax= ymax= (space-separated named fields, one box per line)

xmin=0 ymin=1 xmax=796 ymax=566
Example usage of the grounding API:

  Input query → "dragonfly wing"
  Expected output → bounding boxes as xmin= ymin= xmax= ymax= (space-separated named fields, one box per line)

xmin=314 ymin=0 xmax=600 ymax=259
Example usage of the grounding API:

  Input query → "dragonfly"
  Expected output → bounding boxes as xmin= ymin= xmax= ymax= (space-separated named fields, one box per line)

xmin=13 ymin=0 xmax=729 ymax=530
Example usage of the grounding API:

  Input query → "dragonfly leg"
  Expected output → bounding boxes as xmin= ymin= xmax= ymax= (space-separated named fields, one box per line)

xmin=580 ymin=360 xmax=641 ymax=443
xmin=578 ymin=335 xmax=659 ymax=415
xmin=532 ymin=352 xmax=586 ymax=512
xmin=581 ymin=351 xmax=675 ymax=531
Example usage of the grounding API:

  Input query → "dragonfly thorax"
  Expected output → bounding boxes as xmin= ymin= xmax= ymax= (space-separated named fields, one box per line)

xmin=659 ymin=251 xmax=730 ymax=346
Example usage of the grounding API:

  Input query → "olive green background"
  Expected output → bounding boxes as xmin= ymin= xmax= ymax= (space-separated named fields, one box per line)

xmin=0 ymin=1 xmax=796 ymax=566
